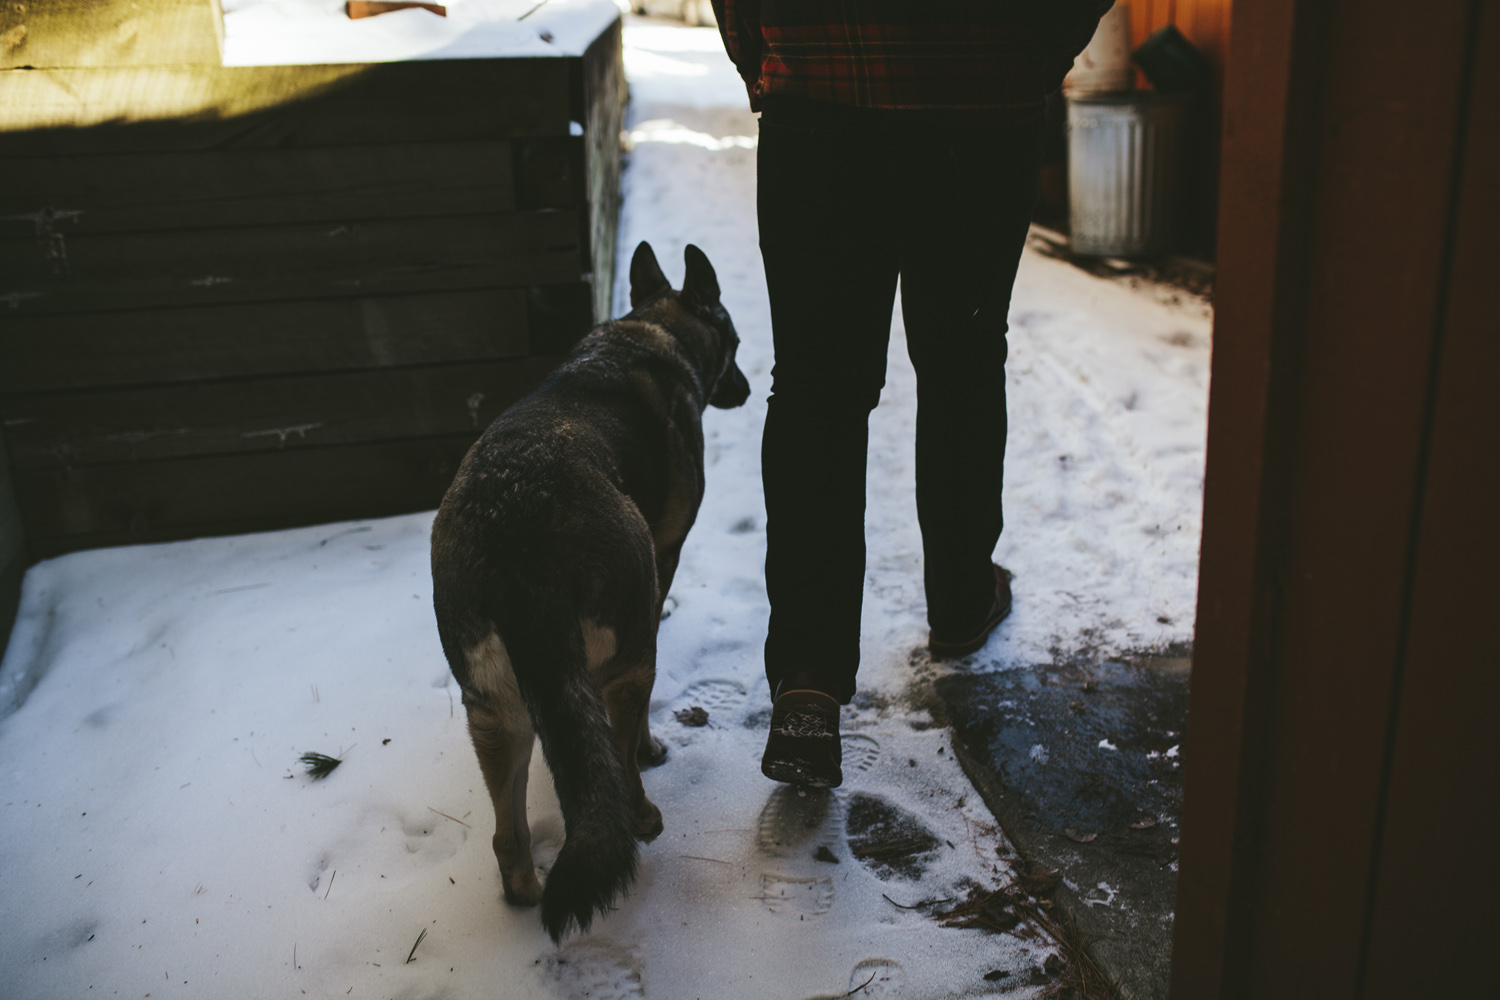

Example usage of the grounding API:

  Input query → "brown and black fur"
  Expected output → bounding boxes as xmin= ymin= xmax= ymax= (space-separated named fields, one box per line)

xmin=430 ymin=242 xmax=750 ymax=942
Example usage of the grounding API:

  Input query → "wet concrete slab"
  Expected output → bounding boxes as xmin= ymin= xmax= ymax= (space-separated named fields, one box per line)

xmin=936 ymin=655 xmax=1189 ymax=1000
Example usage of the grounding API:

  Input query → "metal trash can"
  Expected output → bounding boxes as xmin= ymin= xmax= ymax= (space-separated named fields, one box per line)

xmin=1066 ymin=93 xmax=1190 ymax=257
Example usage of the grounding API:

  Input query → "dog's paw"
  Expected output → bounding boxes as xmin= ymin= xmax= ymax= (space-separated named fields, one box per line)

xmin=637 ymin=731 xmax=668 ymax=768
xmin=501 ymin=866 xmax=543 ymax=907
xmin=634 ymin=798 xmax=664 ymax=842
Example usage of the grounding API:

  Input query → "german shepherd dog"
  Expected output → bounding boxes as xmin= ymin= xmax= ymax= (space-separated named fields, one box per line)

xmin=430 ymin=242 xmax=750 ymax=941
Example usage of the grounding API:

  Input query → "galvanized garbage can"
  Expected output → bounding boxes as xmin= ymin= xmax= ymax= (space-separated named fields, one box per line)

xmin=1066 ymin=93 xmax=1190 ymax=257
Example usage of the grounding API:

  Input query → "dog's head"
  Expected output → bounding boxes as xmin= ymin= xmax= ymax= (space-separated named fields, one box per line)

xmin=628 ymin=241 xmax=751 ymax=410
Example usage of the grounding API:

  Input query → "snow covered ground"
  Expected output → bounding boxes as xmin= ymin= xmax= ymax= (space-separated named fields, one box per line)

xmin=0 ymin=16 xmax=1211 ymax=1000
xmin=221 ymin=0 xmax=624 ymax=66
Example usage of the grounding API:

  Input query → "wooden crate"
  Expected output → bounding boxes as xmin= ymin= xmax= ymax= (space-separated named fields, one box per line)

xmin=0 ymin=2 xmax=625 ymax=561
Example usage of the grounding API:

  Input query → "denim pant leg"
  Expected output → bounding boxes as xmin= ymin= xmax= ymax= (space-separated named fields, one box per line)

xmin=757 ymin=118 xmax=899 ymax=704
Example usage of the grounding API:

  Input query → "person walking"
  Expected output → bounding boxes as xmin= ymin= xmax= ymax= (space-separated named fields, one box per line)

xmin=709 ymin=1 xmax=1112 ymax=788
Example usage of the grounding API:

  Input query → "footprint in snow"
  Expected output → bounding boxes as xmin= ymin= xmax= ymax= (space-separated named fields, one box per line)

xmin=847 ymin=958 xmax=907 ymax=998
xmin=757 ymin=785 xmax=845 ymax=859
xmin=759 ymin=873 xmax=834 ymax=919
xmin=675 ymin=678 xmax=746 ymax=718
xmin=840 ymin=733 xmax=881 ymax=775
xmin=544 ymin=938 xmax=644 ymax=1000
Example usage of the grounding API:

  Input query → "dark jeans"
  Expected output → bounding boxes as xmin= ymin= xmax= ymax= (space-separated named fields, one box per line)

xmin=758 ymin=99 xmax=1043 ymax=705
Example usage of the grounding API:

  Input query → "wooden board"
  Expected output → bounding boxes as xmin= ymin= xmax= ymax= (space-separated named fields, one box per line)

xmin=1 ymin=141 xmax=520 ymax=234
xmin=581 ymin=17 xmax=626 ymax=322
xmin=3 ymin=137 xmax=589 ymax=235
xmin=2 ymin=357 xmax=566 ymax=470
xmin=0 ymin=0 xmax=223 ymax=70
xmin=1 ymin=289 xmax=531 ymax=394
xmin=12 ymin=434 xmax=483 ymax=556
xmin=516 ymin=136 xmax=588 ymax=212
xmin=1 ymin=209 xmax=585 ymax=315
xmin=525 ymin=282 xmax=595 ymax=356
xmin=0 ymin=58 xmax=571 ymax=155
xmin=1361 ymin=11 xmax=1500 ymax=990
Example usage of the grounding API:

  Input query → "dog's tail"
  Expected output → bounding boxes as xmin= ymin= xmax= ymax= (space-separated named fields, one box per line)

xmin=497 ymin=596 xmax=637 ymax=943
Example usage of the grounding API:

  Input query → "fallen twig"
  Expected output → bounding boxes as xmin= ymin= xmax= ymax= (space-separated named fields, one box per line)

xmin=939 ymin=887 xmax=1023 ymax=933
xmin=847 ymin=969 xmax=879 ymax=995
xmin=427 ymin=807 xmax=471 ymax=828
xmin=1049 ymin=905 xmax=1119 ymax=1000
xmin=882 ymin=892 xmax=952 ymax=910
xmin=933 ymin=865 xmax=1117 ymax=1000
xmin=323 ymin=870 xmax=336 ymax=900
xmin=853 ymin=840 xmax=936 ymax=862
xmin=679 ymin=854 xmax=731 ymax=865
xmin=406 ymin=928 xmax=427 ymax=964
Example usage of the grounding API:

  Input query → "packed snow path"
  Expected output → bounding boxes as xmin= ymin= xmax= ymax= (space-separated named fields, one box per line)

xmin=0 ymin=17 xmax=1210 ymax=1000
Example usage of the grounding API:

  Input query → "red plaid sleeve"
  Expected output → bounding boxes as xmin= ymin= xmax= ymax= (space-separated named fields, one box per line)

xmin=711 ymin=0 xmax=765 ymax=109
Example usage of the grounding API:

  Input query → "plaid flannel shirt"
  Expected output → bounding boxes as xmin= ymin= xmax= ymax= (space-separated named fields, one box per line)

xmin=710 ymin=1 xmax=1114 ymax=112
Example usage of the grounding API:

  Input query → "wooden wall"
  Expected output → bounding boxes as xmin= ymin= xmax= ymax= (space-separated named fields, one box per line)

xmin=1171 ymin=0 xmax=1497 ymax=995
xmin=0 ymin=12 xmax=625 ymax=562
xmin=1129 ymin=0 xmax=1233 ymax=94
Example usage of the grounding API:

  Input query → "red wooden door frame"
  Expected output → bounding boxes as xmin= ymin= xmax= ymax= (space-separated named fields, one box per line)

xmin=1170 ymin=1 xmax=1497 ymax=995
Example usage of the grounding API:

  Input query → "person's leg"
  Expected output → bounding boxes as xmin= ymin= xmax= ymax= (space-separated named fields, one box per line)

xmin=897 ymin=118 xmax=1044 ymax=640
xmin=757 ymin=116 xmax=899 ymax=705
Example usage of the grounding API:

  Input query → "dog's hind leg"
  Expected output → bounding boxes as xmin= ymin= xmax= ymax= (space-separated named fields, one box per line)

xmin=463 ymin=693 xmax=543 ymax=906
xmin=636 ymin=708 xmax=668 ymax=769
xmin=600 ymin=654 xmax=664 ymax=841
xmin=652 ymin=540 xmax=684 ymax=625
xmin=633 ymin=598 xmax=668 ymax=770
xmin=633 ymin=542 xmax=684 ymax=770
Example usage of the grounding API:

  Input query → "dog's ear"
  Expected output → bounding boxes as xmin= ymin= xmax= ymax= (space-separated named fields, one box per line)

xmin=629 ymin=241 xmax=670 ymax=307
xmin=680 ymin=244 xmax=721 ymax=310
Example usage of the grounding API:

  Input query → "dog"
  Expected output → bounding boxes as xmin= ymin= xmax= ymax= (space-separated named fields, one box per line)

xmin=430 ymin=242 xmax=750 ymax=941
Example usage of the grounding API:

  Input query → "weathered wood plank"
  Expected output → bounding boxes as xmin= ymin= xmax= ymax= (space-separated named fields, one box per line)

xmin=1 ymin=141 xmax=519 ymax=235
xmin=0 ymin=289 xmax=531 ymax=394
xmin=2 ymin=357 xmax=565 ymax=470
xmin=581 ymin=16 xmax=626 ymax=322
xmin=0 ymin=0 xmax=223 ymax=70
xmin=525 ymin=282 xmax=595 ymax=356
xmin=515 ymin=137 xmax=587 ymax=212
xmin=1 ymin=209 xmax=584 ymax=314
xmin=0 ymin=58 xmax=571 ymax=155
xmin=12 ymin=434 xmax=481 ymax=556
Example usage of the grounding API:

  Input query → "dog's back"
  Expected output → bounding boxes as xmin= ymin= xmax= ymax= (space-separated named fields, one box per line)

xmin=431 ymin=242 xmax=748 ymax=941
xmin=432 ymin=387 xmax=657 ymax=939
